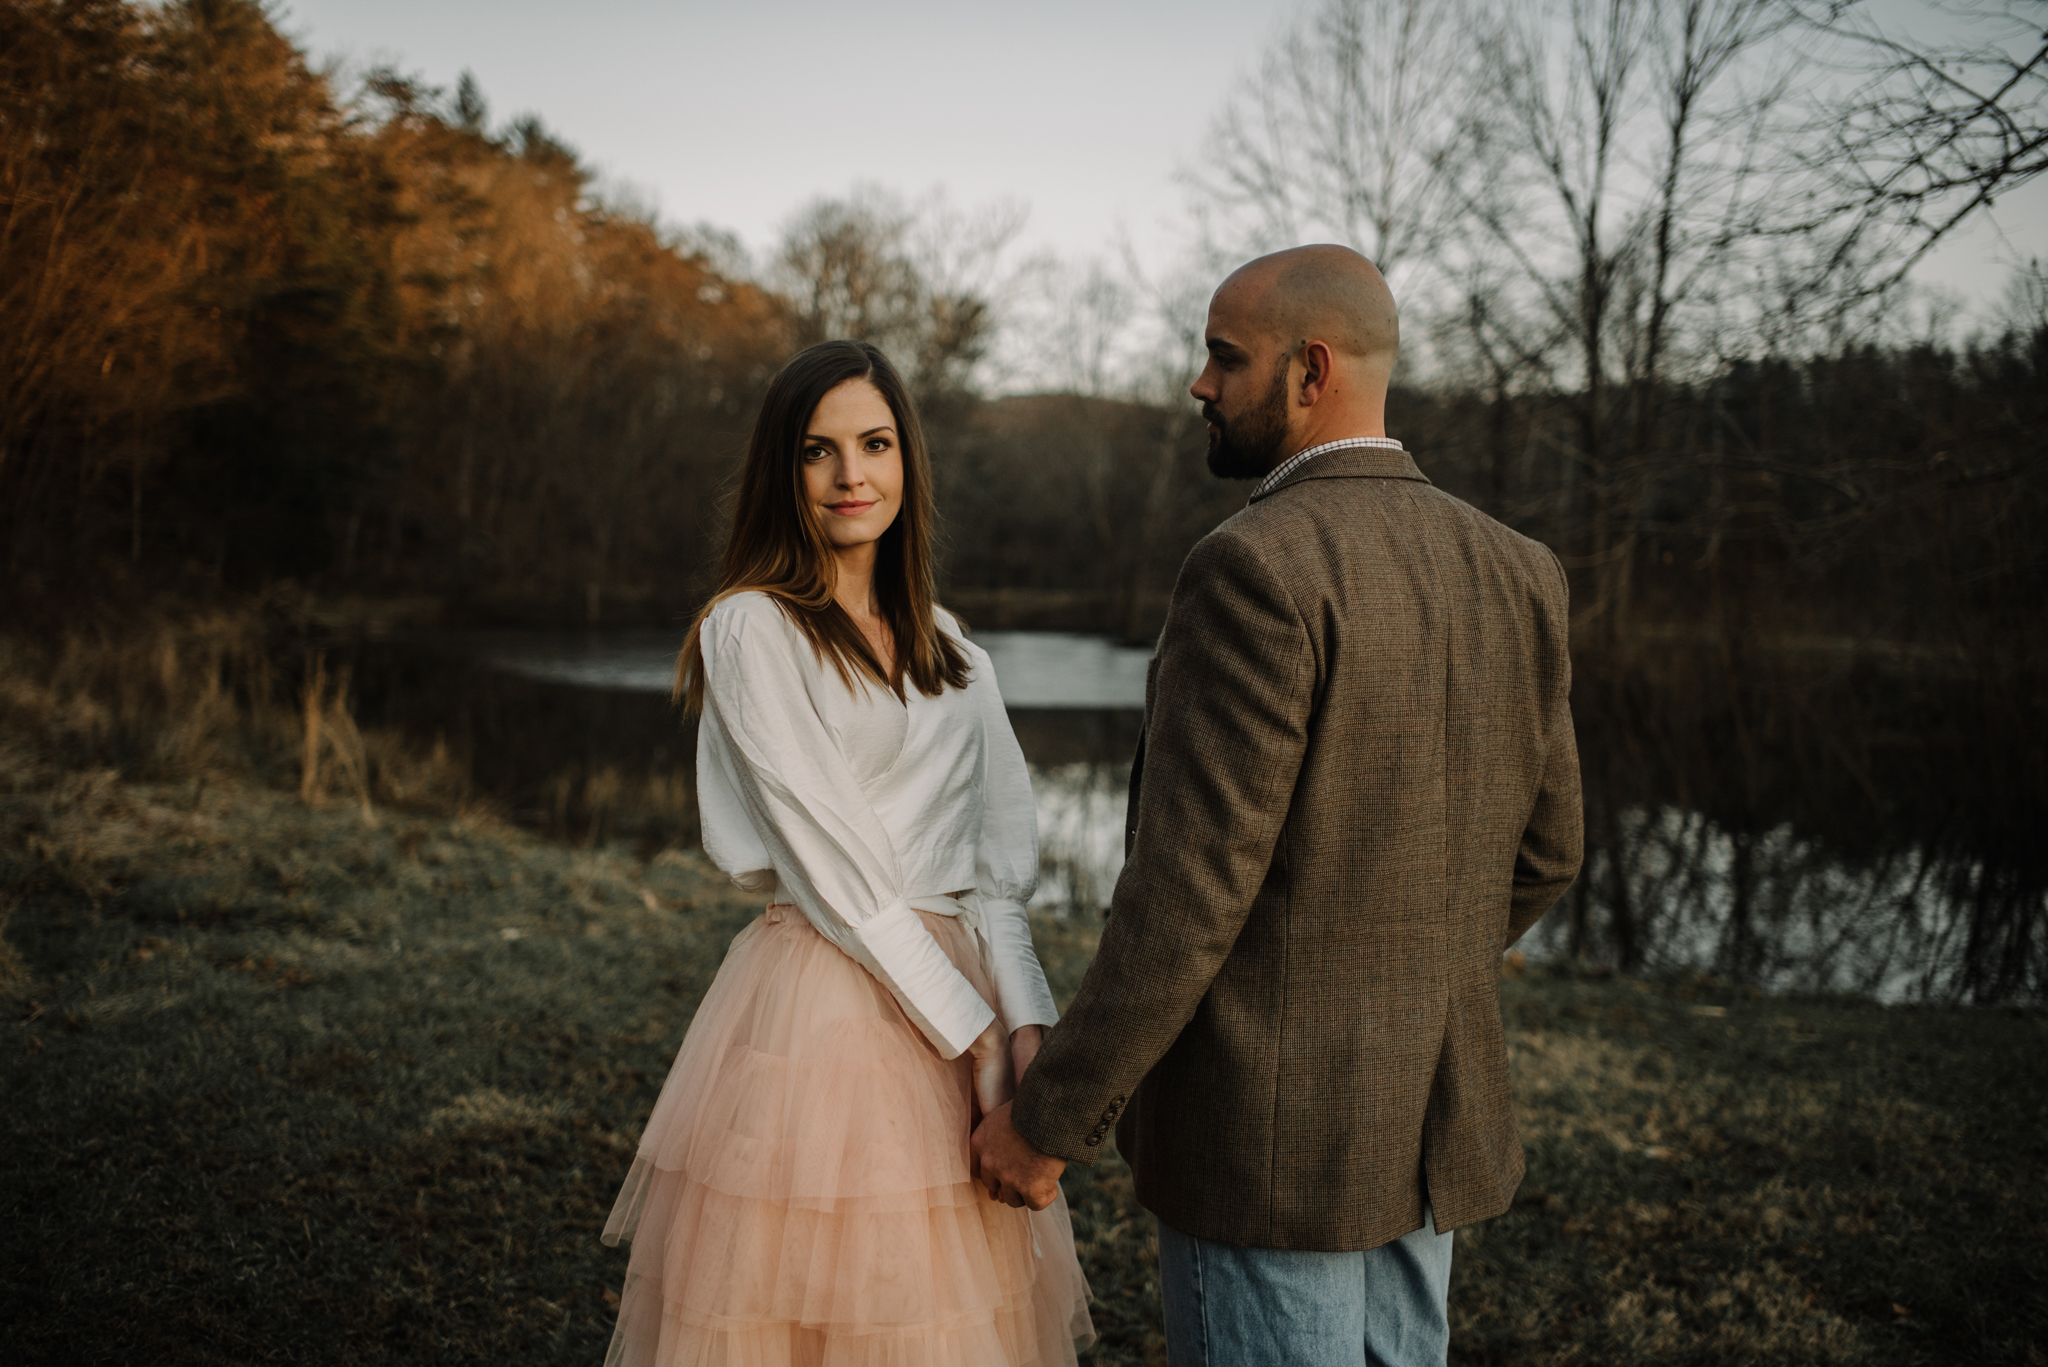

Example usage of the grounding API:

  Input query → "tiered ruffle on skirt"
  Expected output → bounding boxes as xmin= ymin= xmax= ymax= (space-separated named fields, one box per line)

xmin=602 ymin=904 xmax=1095 ymax=1367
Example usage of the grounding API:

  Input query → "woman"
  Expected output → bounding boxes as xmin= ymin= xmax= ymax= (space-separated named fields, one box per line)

xmin=600 ymin=340 xmax=1094 ymax=1367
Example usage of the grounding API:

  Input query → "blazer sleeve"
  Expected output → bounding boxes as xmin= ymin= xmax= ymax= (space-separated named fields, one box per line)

xmin=965 ymin=642 xmax=1059 ymax=1034
xmin=1506 ymin=548 xmax=1584 ymax=946
xmin=1011 ymin=528 xmax=1314 ymax=1164
xmin=699 ymin=600 xmax=996 ymax=1058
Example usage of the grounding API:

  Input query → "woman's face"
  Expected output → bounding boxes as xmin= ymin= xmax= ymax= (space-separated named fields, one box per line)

xmin=802 ymin=378 xmax=904 ymax=553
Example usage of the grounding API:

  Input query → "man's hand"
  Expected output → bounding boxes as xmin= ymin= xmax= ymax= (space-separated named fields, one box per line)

xmin=970 ymin=1101 xmax=1066 ymax=1210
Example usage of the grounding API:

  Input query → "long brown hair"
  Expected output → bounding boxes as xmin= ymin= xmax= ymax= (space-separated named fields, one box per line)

xmin=675 ymin=340 xmax=970 ymax=713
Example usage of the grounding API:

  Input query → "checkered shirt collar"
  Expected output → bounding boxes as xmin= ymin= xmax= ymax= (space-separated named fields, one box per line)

xmin=1252 ymin=436 xmax=1405 ymax=500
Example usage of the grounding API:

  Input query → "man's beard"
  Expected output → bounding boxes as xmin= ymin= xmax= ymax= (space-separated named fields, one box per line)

xmin=1204 ymin=356 xmax=1292 ymax=480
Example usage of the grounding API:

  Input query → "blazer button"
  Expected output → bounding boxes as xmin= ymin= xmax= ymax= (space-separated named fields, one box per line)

xmin=1083 ymin=1133 xmax=1102 ymax=1147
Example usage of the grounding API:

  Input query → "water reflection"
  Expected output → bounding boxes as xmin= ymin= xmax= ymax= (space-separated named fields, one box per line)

xmin=464 ymin=628 xmax=682 ymax=693
xmin=1028 ymin=762 xmax=1132 ymax=915
xmin=469 ymin=628 xmax=1153 ymax=709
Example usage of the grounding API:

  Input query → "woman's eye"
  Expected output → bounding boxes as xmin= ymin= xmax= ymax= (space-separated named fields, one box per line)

xmin=803 ymin=445 xmax=828 ymax=461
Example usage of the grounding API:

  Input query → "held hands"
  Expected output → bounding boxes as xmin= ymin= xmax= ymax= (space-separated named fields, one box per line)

xmin=963 ymin=1020 xmax=1065 ymax=1210
xmin=970 ymin=1102 xmax=1066 ymax=1211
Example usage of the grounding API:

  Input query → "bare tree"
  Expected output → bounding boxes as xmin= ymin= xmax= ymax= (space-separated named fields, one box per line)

xmin=1005 ymin=258 xmax=1137 ymax=398
xmin=1796 ymin=0 xmax=2048 ymax=294
xmin=1182 ymin=0 xmax=1484 ymax=291
xmin=770 ymin=186 xmax=1026 ymax=398
xmin=1992 ymin=255 xmax=2048 ymax=335
xmin=1453 ymin=0 xmax=1808 ymax=628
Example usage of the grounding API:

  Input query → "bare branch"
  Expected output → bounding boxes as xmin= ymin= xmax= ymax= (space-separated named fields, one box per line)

xmin=1792 ymin=0 xmax=2048 ymax=292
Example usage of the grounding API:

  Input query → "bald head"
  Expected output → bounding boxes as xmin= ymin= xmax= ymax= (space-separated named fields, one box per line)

xmin=1192 ymin=245 xmax=1401 ymax=474
xmin=1219 ymin=245 xmax=1399 ymax=365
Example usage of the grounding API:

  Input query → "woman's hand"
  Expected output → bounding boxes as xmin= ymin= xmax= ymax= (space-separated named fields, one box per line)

xmin=1009 ymin=1024 xmax=1044 ymax=1087
xmin=966 ymin=1017 xmax=1013 ymax=1122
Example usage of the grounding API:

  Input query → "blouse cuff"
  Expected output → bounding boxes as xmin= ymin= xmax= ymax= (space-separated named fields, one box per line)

xmin=982 ymin=897 xmax=1061 ymax=1032
xmin=860 ymin=899 xmax=997 ymax=1059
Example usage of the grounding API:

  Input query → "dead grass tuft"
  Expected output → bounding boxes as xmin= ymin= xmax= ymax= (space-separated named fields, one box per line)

xmin=1 ymin=615 xmax=468 ymax=820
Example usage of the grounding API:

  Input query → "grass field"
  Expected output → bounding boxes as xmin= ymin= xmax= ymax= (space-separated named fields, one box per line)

xmin=3 ymin=631 xmax=2043 ymax=1364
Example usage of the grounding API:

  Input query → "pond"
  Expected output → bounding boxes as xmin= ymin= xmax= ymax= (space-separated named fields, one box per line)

xmin=464 ymin=629 xmax=1154 ymax=709
xmin=345 ymin=628 xmax=2038 ymax=1005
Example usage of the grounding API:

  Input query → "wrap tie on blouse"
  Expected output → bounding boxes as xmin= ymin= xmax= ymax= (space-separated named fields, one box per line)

xmin=769 ymin=879 xmax=1012 ymax=1035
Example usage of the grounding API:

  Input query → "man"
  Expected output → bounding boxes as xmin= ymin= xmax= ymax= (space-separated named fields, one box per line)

xmin=972 ymin=244 xmax=1583 ymax=1366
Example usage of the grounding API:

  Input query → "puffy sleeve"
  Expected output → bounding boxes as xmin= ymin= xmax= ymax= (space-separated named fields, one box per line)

xmin=957 ymin=626 xmax=1060 ymax=1033
xmin=698 ymin=598 xmax=996 ymax=1058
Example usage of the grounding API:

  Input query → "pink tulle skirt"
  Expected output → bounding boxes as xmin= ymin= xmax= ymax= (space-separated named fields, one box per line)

xmin=602 ymin=904 xmax=1095 ymax=1367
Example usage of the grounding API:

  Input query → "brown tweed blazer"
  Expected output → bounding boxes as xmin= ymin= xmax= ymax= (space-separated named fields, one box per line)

xmin=1010 ymin=446 xmax=1582 ymax=1252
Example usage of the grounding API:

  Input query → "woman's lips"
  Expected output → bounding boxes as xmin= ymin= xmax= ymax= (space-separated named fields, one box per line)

xmin=826 ymin=501 xmax=876 ymax=516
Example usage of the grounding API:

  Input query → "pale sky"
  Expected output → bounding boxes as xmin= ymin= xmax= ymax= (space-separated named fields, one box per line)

xmin=283 ymin=0 xmax=2043 ymax=322
xmin=283 ymin=0 xmax=1286 ymax=275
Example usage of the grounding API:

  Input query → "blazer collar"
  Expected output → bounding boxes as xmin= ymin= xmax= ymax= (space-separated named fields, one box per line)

xmin=1248 ymin=446 xmax=1431 ymax=503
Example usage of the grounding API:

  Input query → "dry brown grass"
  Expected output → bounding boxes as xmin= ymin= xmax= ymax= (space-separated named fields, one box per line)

xmin=1446 ymin=965 xmax=2048 ymax=1365
xmin=0 ymin=613 xmax=467 ymax=815
xmin=0 ymin=746 xmax=752 ymax=1364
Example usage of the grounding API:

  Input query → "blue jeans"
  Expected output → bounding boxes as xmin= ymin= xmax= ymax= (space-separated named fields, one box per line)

xmin=1157 ymin=1209 xmax=1454 ymax=1367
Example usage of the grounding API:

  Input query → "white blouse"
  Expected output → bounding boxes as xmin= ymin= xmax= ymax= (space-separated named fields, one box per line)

xmin=695 ymin=591 xmax=1059 ymax=1058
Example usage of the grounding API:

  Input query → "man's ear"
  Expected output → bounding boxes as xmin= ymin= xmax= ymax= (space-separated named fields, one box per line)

xmin=1297 ymin=340 xmax=1335 ymax=407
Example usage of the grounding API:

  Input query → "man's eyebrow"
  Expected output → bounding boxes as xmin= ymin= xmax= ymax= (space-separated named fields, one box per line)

xmin=1206 ymin=337 xmax=1246 ymax=356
